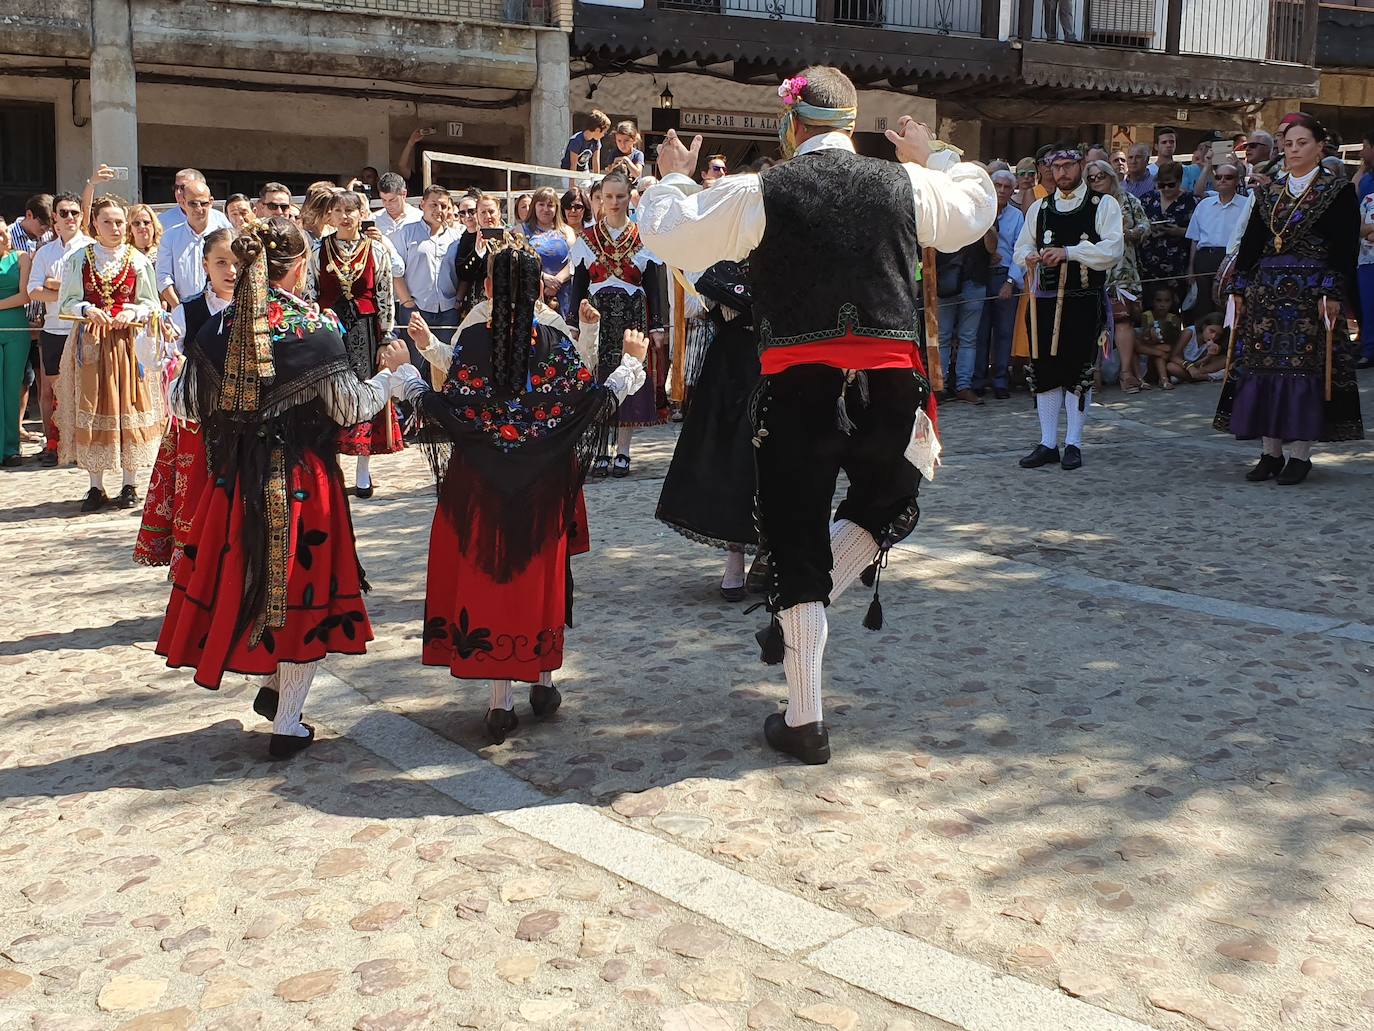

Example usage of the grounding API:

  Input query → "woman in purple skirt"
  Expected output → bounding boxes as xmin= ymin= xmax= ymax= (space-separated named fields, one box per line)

xmin=1214 ymin=113 xmax=1364 ymax=484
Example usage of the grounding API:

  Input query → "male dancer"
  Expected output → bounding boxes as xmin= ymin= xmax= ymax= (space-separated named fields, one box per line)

xmin=639 ymin=66 xmax=995 ymax=764
xmin=1013 ymin=145 xmax=1123 ymax=471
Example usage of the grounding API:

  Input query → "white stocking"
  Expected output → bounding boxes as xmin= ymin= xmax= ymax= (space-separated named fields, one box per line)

xmin=271 ymin=660 xmax=319 ymax=738
xmin=122 ymin=469 xmax=137 ymax=488
xmin=721 ymin=549 xmax=746 ymax=589
xmin=489 ymin=679 xmax=516 ymax=711
xmin=781 ymin=602 xmax=827 ymax=727
xmin=1036 ymin=388 xmax=1064 ymax=448
xmin=537 ymin=671 xmax=554 ymax=687
xmin=1064 ymin=389 xmax=1090 ymax=447
xmin=355 ymin=455 xmax=372 ymax=489
xmin=1289 ymin=440 xmax=1313 ymax=461
xmin=615 ymin=426 xmax=634 ymax=458
xmin=829 ymin=519 xmax=878 ymax=603
xmin=88 ymin=471 xmax=104 ymax=491
xmin=1262 ymin=436 xmax=1284 ymax=458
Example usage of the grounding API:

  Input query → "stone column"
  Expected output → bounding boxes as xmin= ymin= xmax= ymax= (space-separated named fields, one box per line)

xmin=89 ymin=0 xmax=140 ymax=200
xmin=529 ymin=30 xmax=571 ymax=182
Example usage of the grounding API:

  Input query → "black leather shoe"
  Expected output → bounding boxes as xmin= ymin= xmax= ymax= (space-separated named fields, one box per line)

xmin=268 ymin=723 xmax=315 ymax=760
xmin=80 ymin=487 xmax=108 ymax=512
xmin=1019 ymin=444 xmax=1061 ymax=469
xmin=113 ymin=484 xmax=138 ymax=509
xmin=1276 ymin=457 xmax=1312 ymax=485
xmin=591 ymin=456 xmax=610 ymax=479
xmin=355 ymin=483 xmax=374 ymax=499
xmin=1245 ymin=453 xmax=1284 ymax=482
xmin=1061 ymin=445 xmax=1083 ymax=471
xmin=719 ymin=584 xmax=748 ymax=602
xmin=484 ymin=708 xmax=519 ymax=744
xmin=763 ymin=713 xmax=831 ymax=765
xmin=253 ymin=686 xmax=280 ymax=721
xmin=610 ymin=454 xmax=631 ymax=478
xmin=529 ymin=684 xmax=561 ymax=717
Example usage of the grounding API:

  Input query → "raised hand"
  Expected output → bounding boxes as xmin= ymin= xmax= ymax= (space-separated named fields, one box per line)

xmin=622 ymin=328 xmax=649 ymax=363
xmin=407 ymin=311 xmax=432 ymax=346
xmin=579 ymin=299 xmax=600 ymax=325
xmin=377 ymin=339 xmax=409 ymax=372
xmin=657 ymin=130 xmax=703 ymax=180
xmin=885 ymin=116 xmax=933 ymax=167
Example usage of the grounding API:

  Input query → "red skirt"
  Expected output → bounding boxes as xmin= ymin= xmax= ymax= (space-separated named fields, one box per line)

xmin=134 ymin=422 xmax=209 ymax=577
xmin=156 ymin=451 xmax=373 ymax=688
xmin=338 ymin=402 xmax=404 ymax=456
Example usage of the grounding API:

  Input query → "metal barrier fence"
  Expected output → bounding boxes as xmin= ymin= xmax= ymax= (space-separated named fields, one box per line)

xmin=422 ymin=150 xmax=601 ymax=224
xmin=659 ymin=0 xmax=985 ymax=33
xmin=235 ymin=0 xmax=560 ymax=26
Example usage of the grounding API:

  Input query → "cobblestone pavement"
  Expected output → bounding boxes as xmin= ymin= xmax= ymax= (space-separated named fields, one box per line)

xmin=3 ymin=376 xmax=1373 ymax=1031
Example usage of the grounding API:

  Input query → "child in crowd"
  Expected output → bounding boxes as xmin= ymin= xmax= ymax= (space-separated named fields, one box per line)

xmin=610 ymin=121 xmax=645 ymax=181
xmin=1135 ymin=284 xmax=1184 ymax=389
xmin=1168 ymin=312 xmax=1228 ymax=383
xmin=562 ymin=111 xmax=611 ymax=174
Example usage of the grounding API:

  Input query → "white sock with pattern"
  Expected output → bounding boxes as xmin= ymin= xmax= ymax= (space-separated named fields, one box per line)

xmin=615 ymin=426 xmax=633 ymax=459
xmin=1262 ymin=436 xmax=1284 ymax=458
xmin=1036 ymin=388 xmax=1063 ymax=448
xmin=1064 ymin=389 xmax=1089 ymax=448
xmin=781 ymin=602 xmax=827 ymax=727
xmin=1289 ymin=440 xmax=1313 ymax=461
xmin=489 ymin=680 xmax=516 ymax=711
xmin=829 ymin=519 xmax=878 ymax=603
xmin=355 ymin=455 xmax=371 ymax=490
xmin=271 ymin=661 xmax=318 ymax=738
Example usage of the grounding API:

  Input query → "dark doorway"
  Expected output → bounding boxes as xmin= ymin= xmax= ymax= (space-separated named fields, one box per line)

xmin=0 ymin=101 xmax=56 ymax=220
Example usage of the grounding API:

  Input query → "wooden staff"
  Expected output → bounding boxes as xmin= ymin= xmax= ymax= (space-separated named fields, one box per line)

xmin=1222 ymin=320 xmax=1238 ymax=384
xmin=1050 ymin=272 xmax=1067 ymax=358
xmin=1324 ymin=304 xmax=1335 ymax=401
xmin=60 ymin=313 xmax=146 ymax=329
xmin=921 ymin=247 xmax=943 ymax=394
xmin=1028 ymin=266 xmax=1040 ymax=360
xmin=669 ymin=273 xmax=687 ymax=405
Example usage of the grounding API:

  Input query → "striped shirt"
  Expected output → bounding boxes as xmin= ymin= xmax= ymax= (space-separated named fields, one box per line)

xmin=8 ymin=221 xmax=51 ymax=322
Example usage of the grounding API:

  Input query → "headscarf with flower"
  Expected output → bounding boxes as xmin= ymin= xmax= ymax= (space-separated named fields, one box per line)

xmin=776 ymin=76 xmax=858 ymax=160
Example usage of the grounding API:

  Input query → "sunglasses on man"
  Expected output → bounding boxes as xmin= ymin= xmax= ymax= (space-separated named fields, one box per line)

xmin=262 ymin=202 xmax=291 ymax=212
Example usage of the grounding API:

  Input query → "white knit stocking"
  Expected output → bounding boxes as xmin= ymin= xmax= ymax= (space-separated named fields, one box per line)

xmin=122 ymin=469 xmax=138 ymax=488
xmin=781 ymin=602 xmax=827 ymax=728
xmin=1262 ymin=436 xmax=1284 ymax=458
xmin=271 ymin=660 xmax=319 ymax=738
xmin=829 ymin=519 xmax=878 ymax=603
xmin=1064 ymin=389 xmax=1090 ymax=447
xmin=355 ymin=455 xmax=372 ymax=489
xmin=489 ymin=680 xmax=516 ymax=711
xmin=1036 ymin=388 xmax=1064 ymax=448
xmin=721 ymin=549 xmax=746 ymax=590
xmin=88 ymin=471 xmax=104 ymax=491
xmin=1289 ymin=440 xmax=1313 ymax=461
xmin=615 ymin=426 xmax=634 ymax=458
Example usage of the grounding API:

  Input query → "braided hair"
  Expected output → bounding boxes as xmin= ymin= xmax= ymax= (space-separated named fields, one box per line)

xmin=487 ymin=236 xmax=543 ymax=396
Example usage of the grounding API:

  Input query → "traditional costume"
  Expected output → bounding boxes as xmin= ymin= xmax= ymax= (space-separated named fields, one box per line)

xmin=156 ymin=227 xmax=407 ymax=759
xmin=638 ymin=71 xmax=995 ymax=763
xmin=132 ymin=292 xmax=224 ymax=571
xmin=1213 ymin=166 xmax=1364 ymax=483
xmin=569 ymin=219 xmax=668 ymax=472
xmin=655 ymin=261 xmax=761 ymax=595
xmin=395 ymin=238 xmax=644 ymax=744
xmin=310 ymin=233 xmax=403 ymax=495
xmin=1012 ymin=153 xmax=1124 ymax=470
xmin=55 ymin=241 xmax=164 ymax=508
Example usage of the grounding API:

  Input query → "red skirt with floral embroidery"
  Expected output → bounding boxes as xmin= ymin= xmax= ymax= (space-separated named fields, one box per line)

xmin=134 ymin=422 xmax=209 ymax=576
xmin=156 ymin=452 xmax=373 ymax=689
xmin=337 ymin=401 xmax=404 ymax=456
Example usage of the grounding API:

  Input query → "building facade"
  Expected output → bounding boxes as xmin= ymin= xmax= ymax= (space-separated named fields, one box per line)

xmin=0 ymin=0 xmax=574 ymax=213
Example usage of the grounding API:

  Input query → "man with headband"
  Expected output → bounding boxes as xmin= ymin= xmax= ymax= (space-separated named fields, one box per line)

xmin=638 ymin=66 xmax=995 ymax=764
xmin=1013 ymin=144 xmax=1123 ymax=472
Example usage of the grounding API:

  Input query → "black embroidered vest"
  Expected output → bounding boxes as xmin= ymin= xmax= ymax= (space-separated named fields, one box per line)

xmin=750 ymin=148 xmax=920 ymax=353
xmin=1035 ymin=191 xmax=1107 ymax=292
xmin=181 ymin=293 xmax=213 ymax=343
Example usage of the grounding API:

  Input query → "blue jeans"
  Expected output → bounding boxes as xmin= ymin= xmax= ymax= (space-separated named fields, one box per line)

xmin=975 ymin=271 xmax=1019 ymax=392
xmin=396 ymin=305 xmax=458 ymax=384
xmin=938 ymin=279 xmax=985 ymax=392
xmin=1359 ymin=264 xmax=1374 ymax=360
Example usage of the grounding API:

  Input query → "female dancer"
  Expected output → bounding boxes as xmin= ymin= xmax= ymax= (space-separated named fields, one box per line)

xmin=157 ymin=217 xmax=410 ymax=758
xmin=134 ymin=227 xmax=237 ymax=569
xmin=569 ymin=171 xmax=668 ymax=477
xmin=56 ymin=194 xmax=163 ymax=512
xmin=1214 ymin=113 xmax=1365 ymax=483
xmin=522 ymin=187 xmax=576 ymax=321
xmin=309 ymin=190 xmax=401 ymax=499
xmin=396 ymin=236 xmax=645 ymax=744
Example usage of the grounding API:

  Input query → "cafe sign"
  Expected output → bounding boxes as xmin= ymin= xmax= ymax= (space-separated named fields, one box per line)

xmin=680 ymin=110 xmax=780 ymax=133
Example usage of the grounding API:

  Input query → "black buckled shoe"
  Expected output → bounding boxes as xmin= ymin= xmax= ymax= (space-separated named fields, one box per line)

xmin=610 ymin=454 xmax=631 ymax=478
xmin=591 ymin=456 xmax=610 ymax=479
xmin=1018 ymin=444 xmax=1061 ymax=469
xmin=763 ymin=713 xmax=831 ymax=765
xmin=267 ymin=723 xmax=315 ymax=760
xmin=253 ymin=686 xmax=280 ymax=721
xmin=484 ymin=708 xmax=519 ymax=744
xmin=113 ymin=484 xmax=138 ymax=509
xmin=719 ymin=583 xmax=748 ymax=602
xmin=529 ymin=684 xmax=562 ymax=717
xmin=1245 ymin=453 xmax=1285 ymax=482
xmin=1060 ymin=445 xmax=1083 ymax=471
xmin=1276 ymin=457 xmax=1312 ymax=485
xmin=80 ymin=487 xmax=109 ymax=513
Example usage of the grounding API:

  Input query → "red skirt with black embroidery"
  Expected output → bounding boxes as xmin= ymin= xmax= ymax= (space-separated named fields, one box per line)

xmin=156 ymin=451 xmax=373 ymax=689
xmin=134 ymin=422 xmax=209 ymax=576
xmin=337 ymin=401 xmax=404 ymax=456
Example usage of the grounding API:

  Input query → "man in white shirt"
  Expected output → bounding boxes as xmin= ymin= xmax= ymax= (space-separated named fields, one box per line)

xmin=255 ymin=182 xmax=293 ymax=220
xmin=158 ymin=169 xmax=231 ymax=235
xmin=638 ymin=65 xmax=995 ymax=765
xmin=26 ymin=193 xmax=92 ymax=465
xmin=1014 ymin=145 xmax=1123 ymax=472
xmin=1185 ymin=163 xmax=1245 ymax=319
xmin=375 ymin=172 xmax=422 ymax=237
xmin=156 ymin=179 xmax=218 ymax=308
xmin=392 ymin=185 xmax=461 ymax=381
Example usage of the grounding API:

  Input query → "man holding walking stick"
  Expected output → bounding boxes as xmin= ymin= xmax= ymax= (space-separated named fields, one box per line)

xmin=1013 ymin=145 xmax=1123 ymax=471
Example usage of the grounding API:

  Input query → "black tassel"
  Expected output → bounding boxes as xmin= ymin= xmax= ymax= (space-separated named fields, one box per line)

xmin=835 ymin=391 xmax=855 ymax=434
xmin=859 ymin=562 xmax=877 ymax=588
xmin=756 ymin=616 xmax=784 ymax=665
xmin=863 ymin=596 xmax=883 ymax=631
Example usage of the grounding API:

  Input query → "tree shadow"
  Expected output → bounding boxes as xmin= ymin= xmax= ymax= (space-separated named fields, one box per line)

xmin=0 ymin=616 xmax=165 ymax=656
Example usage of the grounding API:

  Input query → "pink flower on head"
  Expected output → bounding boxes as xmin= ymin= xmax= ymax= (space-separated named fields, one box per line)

xmin=778 ymin=76 xmax=808 ymax=107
